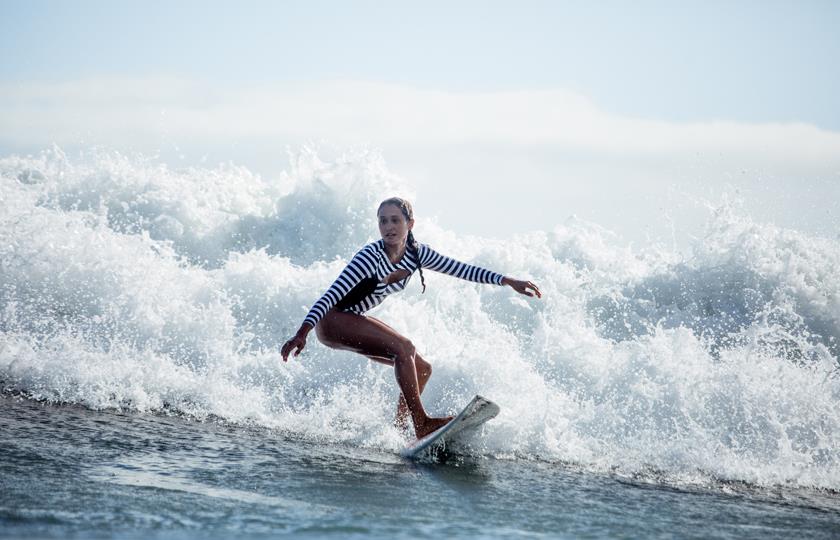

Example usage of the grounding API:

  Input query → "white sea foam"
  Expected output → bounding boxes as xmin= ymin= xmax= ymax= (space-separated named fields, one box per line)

xmin=2 ymin=147 xmax=839 ymax=490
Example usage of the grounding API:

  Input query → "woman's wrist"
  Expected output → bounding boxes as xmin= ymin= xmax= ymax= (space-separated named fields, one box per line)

xmin=501 ymin=276 xmax=512 ymax=287
xmin=297 ymin=324 xmax=312 ymax=337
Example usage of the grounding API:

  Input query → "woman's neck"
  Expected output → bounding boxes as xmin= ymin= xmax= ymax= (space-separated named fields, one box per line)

xmin=385 ymin=242 xmax=406 ymax=263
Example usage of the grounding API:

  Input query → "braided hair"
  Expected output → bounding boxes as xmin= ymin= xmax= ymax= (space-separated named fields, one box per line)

xmin=378 ymin=197 xmax=426 ymax=293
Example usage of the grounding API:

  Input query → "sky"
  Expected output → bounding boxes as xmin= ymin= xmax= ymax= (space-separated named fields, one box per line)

xmin=2 ymin=0 xmax=839 ymax=245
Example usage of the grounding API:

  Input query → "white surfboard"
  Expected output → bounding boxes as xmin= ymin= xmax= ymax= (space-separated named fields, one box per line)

xmin=400 ymin=395 xmax=500 ymax=459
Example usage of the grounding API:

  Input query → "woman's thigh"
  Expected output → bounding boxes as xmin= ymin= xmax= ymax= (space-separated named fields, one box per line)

xmin=315 ymin=311 xmax=413 ymax=366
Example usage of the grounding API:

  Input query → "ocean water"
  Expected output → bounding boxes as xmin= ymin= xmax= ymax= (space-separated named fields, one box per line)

xmin=2 ymin=146 xmax=840 ymax=538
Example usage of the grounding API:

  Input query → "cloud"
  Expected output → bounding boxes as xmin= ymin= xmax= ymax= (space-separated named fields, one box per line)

xmin=2 ymin=77 xmax=839 ymax=169
xmin=2 ymin=76 xmax=839 ymax=247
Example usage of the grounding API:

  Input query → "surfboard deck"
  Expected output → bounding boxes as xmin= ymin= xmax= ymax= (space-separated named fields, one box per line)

xmin=400 ymin=395 xmax=500 ymax=459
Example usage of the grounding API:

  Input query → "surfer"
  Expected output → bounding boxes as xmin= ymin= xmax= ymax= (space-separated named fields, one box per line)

xmin=280 ymin=197 xmax=541 ymax=439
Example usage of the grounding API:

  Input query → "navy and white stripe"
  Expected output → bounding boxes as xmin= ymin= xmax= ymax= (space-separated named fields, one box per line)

xmin=302 ymin=240 xmax=504 ymax=328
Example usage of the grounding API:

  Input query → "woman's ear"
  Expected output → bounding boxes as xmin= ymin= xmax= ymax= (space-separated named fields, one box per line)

xmin=408 ymin=218 xmax=414 ymax=231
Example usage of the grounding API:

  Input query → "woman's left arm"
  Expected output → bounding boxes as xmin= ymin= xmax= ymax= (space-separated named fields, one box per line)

xmin=418 ymin=245 xmax=541 ymax=298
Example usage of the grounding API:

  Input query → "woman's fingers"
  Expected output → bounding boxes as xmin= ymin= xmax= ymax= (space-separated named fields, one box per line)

xmin=518 ymin=280 xmax=541 ymax=298
xmin=281 ymin=338 xmax=304 ymax=362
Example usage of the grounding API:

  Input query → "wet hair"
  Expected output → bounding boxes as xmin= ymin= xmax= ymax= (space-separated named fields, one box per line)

xmin=378 ymin=197 xmax=426 ymax=293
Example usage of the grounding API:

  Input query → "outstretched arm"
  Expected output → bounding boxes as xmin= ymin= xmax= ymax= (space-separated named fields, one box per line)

xmin=418 ymin=245 xmax=542 ymax=298
xmin=418 ymin=244 xmax=505 ymax=285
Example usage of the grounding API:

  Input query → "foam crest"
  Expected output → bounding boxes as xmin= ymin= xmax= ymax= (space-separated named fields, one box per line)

xmin=2 ymin=147 xmax=839 ymax=491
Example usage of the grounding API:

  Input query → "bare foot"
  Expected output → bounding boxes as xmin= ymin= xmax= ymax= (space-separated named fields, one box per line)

xmin=414 ymin=415 xmax=454 ymax=439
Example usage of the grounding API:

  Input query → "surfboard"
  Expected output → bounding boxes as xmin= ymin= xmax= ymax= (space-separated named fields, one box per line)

xmin=400 ymin=395 xmax=500 ymax=459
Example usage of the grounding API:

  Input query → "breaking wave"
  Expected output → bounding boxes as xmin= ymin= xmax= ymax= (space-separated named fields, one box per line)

xmin=2 ymin=146 xmax=839 ymax=491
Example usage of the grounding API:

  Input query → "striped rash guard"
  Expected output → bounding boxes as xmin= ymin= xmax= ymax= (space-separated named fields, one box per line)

xmin=302 ymin=240 xmax=504 ymax=328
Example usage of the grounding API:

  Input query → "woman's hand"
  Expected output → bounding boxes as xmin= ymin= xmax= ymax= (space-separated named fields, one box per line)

xmin=502 ymin=277 xmax=542 ymax=299
xmin=383 ymin=269 xmax=411 ymax=285
xmin=281 ymin=326 xmax=310 ymax=362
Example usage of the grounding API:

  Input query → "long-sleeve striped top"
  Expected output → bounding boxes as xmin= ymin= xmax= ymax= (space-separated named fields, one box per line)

xmin=302 ymin=240 xmax=504 ymax=328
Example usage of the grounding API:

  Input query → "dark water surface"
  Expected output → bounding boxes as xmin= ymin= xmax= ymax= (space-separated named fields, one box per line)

xmin=2 ymin=394 xmax=839 ymax=539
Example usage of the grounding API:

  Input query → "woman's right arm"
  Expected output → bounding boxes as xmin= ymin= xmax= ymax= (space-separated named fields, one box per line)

xmin=281 ymin=246 xmax=378 ymax=362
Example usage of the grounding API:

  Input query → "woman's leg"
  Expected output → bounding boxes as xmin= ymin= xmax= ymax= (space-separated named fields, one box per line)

xmin=315 ymin=310 xmax=450 ymax=439
xmin=335 ymin=348 xmax=431 ymax=430
xmin=345 ymin=349 xmax=431 ymax=431
xmin=390 ymin=353 xmax=431 ymax=430
xmin=361 ymin=317 xmax=433 ymax=430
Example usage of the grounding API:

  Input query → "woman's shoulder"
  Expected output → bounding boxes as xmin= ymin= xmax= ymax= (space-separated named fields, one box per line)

xmin=354 ymin=240 xmax=385 ymax=257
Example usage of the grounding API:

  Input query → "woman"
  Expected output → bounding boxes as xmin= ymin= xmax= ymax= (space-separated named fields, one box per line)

xmin=281 ymin=197 xmax=541 ymax=440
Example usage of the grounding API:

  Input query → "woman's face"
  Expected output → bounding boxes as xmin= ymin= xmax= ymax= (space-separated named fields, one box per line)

xmin=378 ymin=204 xmax=413 ymax=248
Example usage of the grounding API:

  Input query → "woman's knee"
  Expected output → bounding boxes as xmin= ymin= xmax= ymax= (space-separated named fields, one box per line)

xmin=415 ymin=355 xmax=432 ymax=377
xmin=393 ymin=338 xmax=416 ymax=361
